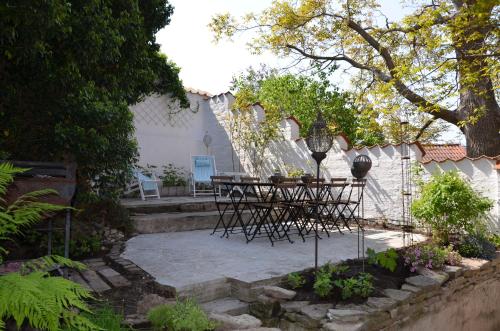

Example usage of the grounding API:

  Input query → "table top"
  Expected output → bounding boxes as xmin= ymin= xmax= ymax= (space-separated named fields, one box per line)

xmin=219 ymin=181 xmax=349 ymax=187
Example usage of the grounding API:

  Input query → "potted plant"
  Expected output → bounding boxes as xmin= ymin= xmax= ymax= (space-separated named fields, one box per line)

xmin=160 ymin=163 xmax=188 ymax=196
xmin=269 ymin=168 xmax=284 ymax=184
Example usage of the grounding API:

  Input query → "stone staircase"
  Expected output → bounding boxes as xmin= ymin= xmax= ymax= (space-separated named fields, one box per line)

xmin=69 ymin=258 xmax=131 ymax=293
xmin=122 ymin=197 xmax=250 ymax=234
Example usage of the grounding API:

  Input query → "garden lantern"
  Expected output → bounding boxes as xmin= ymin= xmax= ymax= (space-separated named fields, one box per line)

xmin=203 ymin=131 xmax=212 ymax=154
xmin=306 ymin=111 xmax=333 ymax=270
xmin=351 ymin=155 xmax=372 ymax=179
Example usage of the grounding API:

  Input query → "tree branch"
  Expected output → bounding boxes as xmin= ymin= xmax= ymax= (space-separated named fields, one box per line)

xmin=415 ymin=117 xmax=436 ymax=141
xmin=345 ymin=19 xmax=459 ymax=125
xmin=285 ymin=44 xmax=391 ymax=81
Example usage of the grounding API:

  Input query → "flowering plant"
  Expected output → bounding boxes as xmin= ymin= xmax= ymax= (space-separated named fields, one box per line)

xmin=403 ymin=244 xmax=447 ymax=272
xmin=445 ymin=249 xmax=462 ymax=266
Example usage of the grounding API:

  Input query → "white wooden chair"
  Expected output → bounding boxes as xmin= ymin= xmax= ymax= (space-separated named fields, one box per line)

xmin=126 ymin=170 xmax=161 ymax=200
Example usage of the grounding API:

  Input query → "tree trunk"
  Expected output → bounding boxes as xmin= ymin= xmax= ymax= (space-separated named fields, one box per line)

xmin=458 ymin=83 xmax=500 ymax=157
xmin=463 ymin=108 xmax=500 ymax=157
xmin=452 ymin=1 xmax=500 ymax=157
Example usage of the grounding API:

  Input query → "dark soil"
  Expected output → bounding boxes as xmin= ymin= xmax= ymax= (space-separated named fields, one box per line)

xmin=283 ymin=254 xmax=412 ymax=306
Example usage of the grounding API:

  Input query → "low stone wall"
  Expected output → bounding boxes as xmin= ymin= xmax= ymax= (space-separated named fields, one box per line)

xmin=249 ymin=253 xmax=500 ymax=331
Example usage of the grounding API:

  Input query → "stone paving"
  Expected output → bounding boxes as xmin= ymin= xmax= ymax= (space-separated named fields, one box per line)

xmin=122 ymin=228 xmax=425 ymax=289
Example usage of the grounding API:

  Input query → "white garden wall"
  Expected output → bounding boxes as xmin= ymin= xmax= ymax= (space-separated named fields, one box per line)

xmin=130 ymin=91 xmax=500 ymax=230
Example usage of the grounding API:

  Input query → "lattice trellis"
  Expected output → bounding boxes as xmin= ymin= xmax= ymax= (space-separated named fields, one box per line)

xmin=400 ymin=117 xmax=414 ymax=247
xmin=133 ymin=95 xmax=199 ymax=128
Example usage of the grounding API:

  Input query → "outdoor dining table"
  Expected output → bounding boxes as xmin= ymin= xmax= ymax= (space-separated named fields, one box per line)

xmin=215 ymin=180 xmax=344 ymax=245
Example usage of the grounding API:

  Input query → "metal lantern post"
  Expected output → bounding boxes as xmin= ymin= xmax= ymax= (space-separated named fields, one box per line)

xmin=306 ymin=111 xmax=334 ymax=270
xmin=351 ymin=154 xmax=372 ymax=271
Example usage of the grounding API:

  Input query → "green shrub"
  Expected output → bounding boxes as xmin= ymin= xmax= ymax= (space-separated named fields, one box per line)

xmin=147 ymin=299 xmax=216 ymax=331
xmin=313 ymin=269 xmax=333 ymax=298
xmin=458 ymin=234 xmax=497 ymax=260
xmin=411 ymin=171 xmax=493 ymax=243
xmin=284 ymin=165 xmax=305 ymax=178
xmin=333 ymin=273 xmax=374 ymax=300
xmin=312 ymin=263 xmax=350 ymax=298
xmin=366 ymin=248 xmax=398 ymax=272
xmin=63 ymin=304 xmax=131 ymax=331
xmin=487 ymin=233 xmax=500 ymax=248
xmin=329 ymin=263 xmax=349 ymax=275
xmin=162 ymin=163 xmax=187 ymax=187
xmin=75 ymin=194 xmax=133 ymax=235
xmin=287 ymin=272 xmax=306 ymax=289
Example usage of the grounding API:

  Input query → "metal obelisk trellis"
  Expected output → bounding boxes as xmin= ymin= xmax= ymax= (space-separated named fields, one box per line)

xmin=400 ymin=118 xmax=414 ymax=247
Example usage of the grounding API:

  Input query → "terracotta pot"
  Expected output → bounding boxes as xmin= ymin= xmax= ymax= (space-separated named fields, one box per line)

xmin=269 ymin=175 xmax=284 ymax=184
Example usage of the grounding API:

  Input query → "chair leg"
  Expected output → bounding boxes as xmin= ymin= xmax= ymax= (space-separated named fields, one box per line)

xmin=138 ymin=183 xmax=146 ymax=201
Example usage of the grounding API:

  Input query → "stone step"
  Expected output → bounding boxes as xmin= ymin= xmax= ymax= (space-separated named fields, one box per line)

xmin=132 ymin=210 xmax=251 ymax=234
xmin=122 ymin=197 xmax=224 ymax=214
xmin=80 ymin=269 xmax=112 ymax=293
xmin=177 ymin=278 xmax=232 ymax=303
xmin=69 ymin=271 xmax=92 ymax=291
xmin=201 ymin=297 xmax=249 ymax=316
xmin=97 ymin=267 xmax=132 ymax=288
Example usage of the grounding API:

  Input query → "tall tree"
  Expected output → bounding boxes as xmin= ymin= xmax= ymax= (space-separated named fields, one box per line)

xmin=211 ymin=0 xmax=500 ymax=157
xmin=231 ymin=66 xmax=385 ymax=145
xmin=0 ymin=0 xmax=187 ymax=194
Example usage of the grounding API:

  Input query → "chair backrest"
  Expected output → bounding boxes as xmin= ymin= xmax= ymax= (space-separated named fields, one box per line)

xmin=191 ymin=155 xmax=216 ymax=183
xmin=240 ymin=176 xmax=260 ymax=183
xmin=327 ymin=177 xmax=348 ymax=201
xmin=331 ymin=177 xmax=347 ymax=185
xmin=305 ymin=177 xmax=325 ymax=188
xmin=346 ymin=178 xmax=367 ymax=202
xmin=133 ymin=170 xmax=157 ymax=191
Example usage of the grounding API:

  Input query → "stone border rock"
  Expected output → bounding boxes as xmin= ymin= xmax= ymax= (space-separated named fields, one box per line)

xmin=246 ymin=252 xmax=500 ymax=331
xmin=105 ymin=242 xmax=149 ymax=279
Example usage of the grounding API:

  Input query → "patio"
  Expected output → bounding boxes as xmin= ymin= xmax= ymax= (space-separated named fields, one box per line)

xmin=122 ymin=228 xmax=425 ymax=296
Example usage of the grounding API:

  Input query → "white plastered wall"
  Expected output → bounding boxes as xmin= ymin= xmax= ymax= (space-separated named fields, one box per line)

xmin=130 ymin=92 xmax=499 ymax=230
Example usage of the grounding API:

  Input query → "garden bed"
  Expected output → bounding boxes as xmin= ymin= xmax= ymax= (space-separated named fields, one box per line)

xmin=248 ymin=250 xmax=500 ymax=331
xmin=284 ymin=255 xmax=412 ymax=306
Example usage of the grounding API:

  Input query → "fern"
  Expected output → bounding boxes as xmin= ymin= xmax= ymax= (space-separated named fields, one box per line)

xmin=148 ymin=299 xmax=216 ymax=331
xmin=20 ymin=255 xmax=86 ymax=274
xmin=0 ymin=163 xmax=97 ymax=330
xmin=0 ymin=163 xmax=68 ymax=263
xmin=0 ymin=272 xmax=97 ymax=330
xmin=0 ymin=163 xmax=25 ymax=197
xmin=63 ymin=304 xmax=132 ymax=331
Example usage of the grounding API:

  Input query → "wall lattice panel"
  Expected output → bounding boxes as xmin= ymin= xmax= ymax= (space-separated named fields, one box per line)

xmin=133 ymin=95 xmax=198 ymax=129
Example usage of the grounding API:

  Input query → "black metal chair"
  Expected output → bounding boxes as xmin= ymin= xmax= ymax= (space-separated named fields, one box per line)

xmin=322 ymin=177 xmax=349 ymax=233
xmin=299 ymin=178 xmax=330 ymax=238
xmin=210 ymin=175 xmax=234 ymax=237
xmin=335 ymin=178 xmax=367 ymax=231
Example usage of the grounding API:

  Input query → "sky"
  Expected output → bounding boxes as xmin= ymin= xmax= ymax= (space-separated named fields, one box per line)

xmin=156 ymin=0 xmax=464 ymax=143
xmin=157 ymin=0 xmax=278 ymax=94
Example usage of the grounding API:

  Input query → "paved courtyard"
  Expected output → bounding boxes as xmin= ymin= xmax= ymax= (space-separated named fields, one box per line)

xmin=122 ymin=229 xmax=425 ymax=289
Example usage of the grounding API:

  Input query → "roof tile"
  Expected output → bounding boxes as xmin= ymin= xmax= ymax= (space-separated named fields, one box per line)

xmin=421 ymin=144 xmax=466 ymax=162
